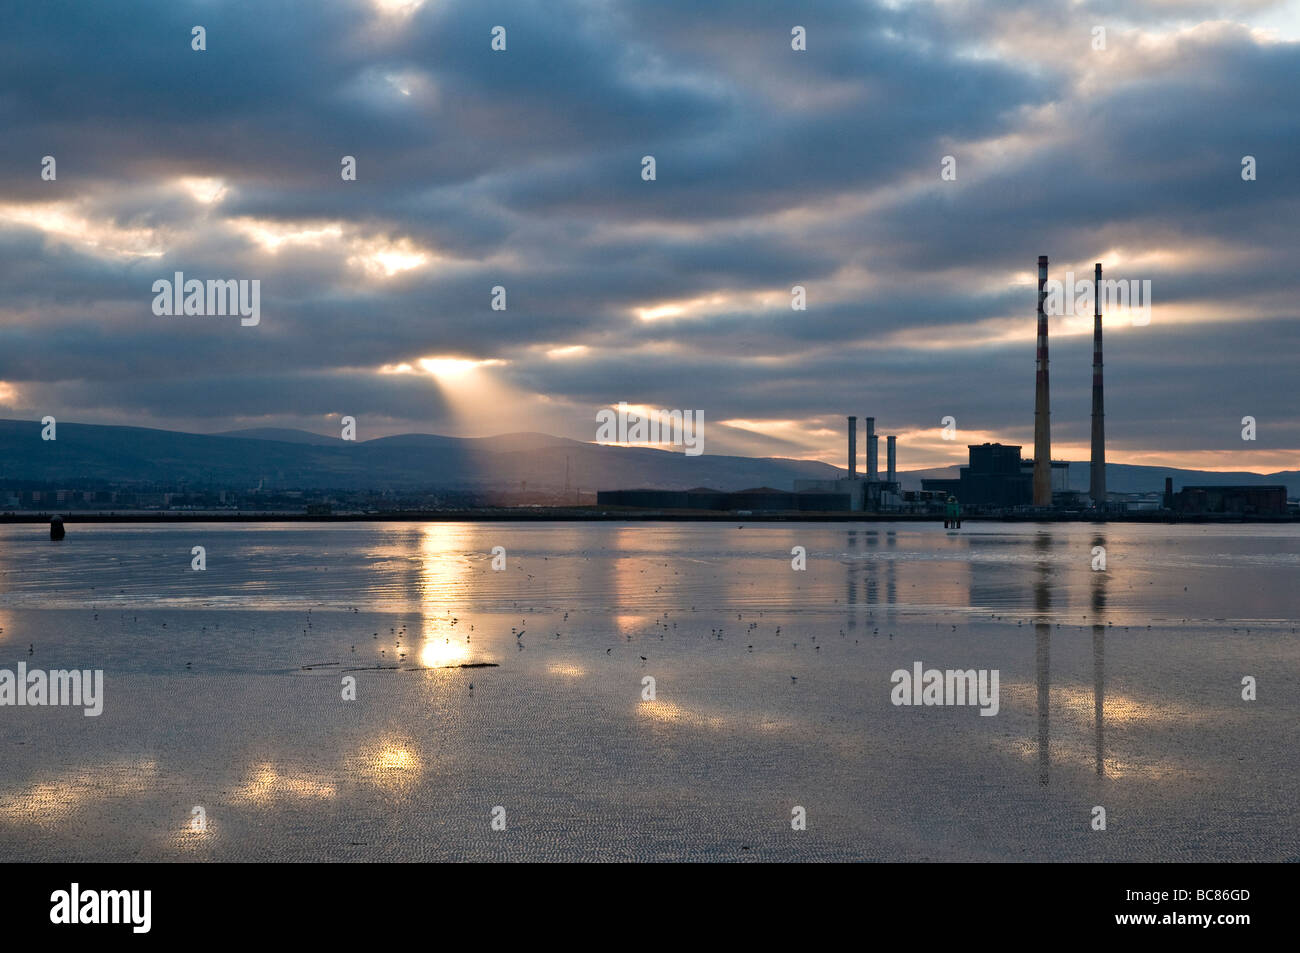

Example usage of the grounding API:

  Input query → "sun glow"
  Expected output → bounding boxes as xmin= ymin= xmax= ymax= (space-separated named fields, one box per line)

xmin=371 ymin=0 xmax=425 ymax=17
xmin=177 ymin=176 xmax=228 ymax=205
xmin=229 ymin=218 xmax=435 ymax=278
xmin=634 ymin=290 xmax=785 ymax=322
xmin=348 ymin=235 xmax=431 ymax=277
xmin=637 ymin=303 xmax=686 ymax=322
xmin=231 ymin=217 xmax=343 ymax=251
xmin=0 ymin=201 xmax=165 ymax=258
xmin=417 ymin=357 xmax=505 ymax=379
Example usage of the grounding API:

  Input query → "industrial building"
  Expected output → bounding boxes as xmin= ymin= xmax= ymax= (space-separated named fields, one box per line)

xmin=597 ymin=415 xmax=905 ymax=514
xmin=793 ymin=415 xmax=903 ymax=511
xmin=595 ymin=487 xmax=850 ymax=512
xmin=917 ymin=255 xmax=1080 ymax=512
xmin=1173 ymin=485 xmax=1288 ymax=517
xmin=921 ymin=443 xmax=1068 ymax=508
xmin=595 ymin=256 xmax=1290 ymax=519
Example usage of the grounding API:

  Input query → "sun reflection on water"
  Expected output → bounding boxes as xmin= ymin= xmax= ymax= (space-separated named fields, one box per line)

xmin=420 ymin=636 xmax=471 ymax=667
xmin=350 ymin=740 xmax=423 ymax=794
xmin=231 ymin=764 xmax=336 ymax=804
xmin=0 ymin=759 xmax=160 ymax=826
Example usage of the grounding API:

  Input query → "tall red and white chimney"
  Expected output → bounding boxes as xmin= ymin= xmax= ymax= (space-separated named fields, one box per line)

xmin=1033 ymin=255 xmax=1053 ymax=507
xmin=1089 ymin=263 xmax=1106 ymax=506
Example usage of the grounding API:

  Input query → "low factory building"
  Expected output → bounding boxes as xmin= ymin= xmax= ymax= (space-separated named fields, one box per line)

xmin=1173 ymin=485 xmax=1288 ymax=517
xmin=595 ymin=487 xmax=850 ymax=512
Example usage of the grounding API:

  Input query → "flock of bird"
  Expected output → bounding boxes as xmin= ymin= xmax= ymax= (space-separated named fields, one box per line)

xmin=21 ymin=550 xmax=1295 ymax=702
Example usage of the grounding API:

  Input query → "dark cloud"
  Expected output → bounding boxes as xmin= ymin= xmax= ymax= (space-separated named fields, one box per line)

xmin=0 ymin=0 xmax=1295 ymax=469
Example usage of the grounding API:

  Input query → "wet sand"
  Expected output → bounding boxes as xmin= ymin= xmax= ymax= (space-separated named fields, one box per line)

xmin=1 ymin=522 xmax=1296 ymax=861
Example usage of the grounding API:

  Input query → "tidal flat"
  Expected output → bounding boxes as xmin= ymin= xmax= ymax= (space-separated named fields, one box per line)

xmin=0 ymin=521 xmax=1295 ymax=862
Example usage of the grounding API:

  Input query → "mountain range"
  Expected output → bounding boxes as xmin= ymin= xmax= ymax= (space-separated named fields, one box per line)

xmin=0 ymin=419 xmax=1293 ymax=496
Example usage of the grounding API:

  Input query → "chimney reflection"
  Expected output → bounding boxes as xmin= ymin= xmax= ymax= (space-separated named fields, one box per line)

xmin=865 ymin=530 xmax=879 ymax=607
xmin=1034 ymin=532 xmax=1051 ymax=785
xmin=846 ymin=529 xmax=858 ymax=632
xmin=1092 ymin=534 xmax=1107 ymax=778
xmin=885 ymin=529 xmax=897 ymax=622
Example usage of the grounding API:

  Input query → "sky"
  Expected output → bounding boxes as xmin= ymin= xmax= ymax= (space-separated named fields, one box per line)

xmin=1 ymin=0 xmax=1297 ymax=472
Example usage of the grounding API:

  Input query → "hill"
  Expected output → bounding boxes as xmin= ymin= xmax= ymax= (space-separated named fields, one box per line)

xmin=1 ymin=420 xmax=1292 ymax=496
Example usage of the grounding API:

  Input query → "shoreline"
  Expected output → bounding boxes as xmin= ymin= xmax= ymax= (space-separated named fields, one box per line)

xmin=3 ymin=508 xmax=1296 ymax=524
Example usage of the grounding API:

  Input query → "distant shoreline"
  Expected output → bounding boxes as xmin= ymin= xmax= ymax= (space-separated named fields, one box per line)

xmin=3 ymin=509 xmax=1296 ymax=524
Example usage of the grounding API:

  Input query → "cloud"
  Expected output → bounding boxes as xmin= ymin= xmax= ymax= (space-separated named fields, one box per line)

xmin=0 ymin=0 xmax=1295 ymax=470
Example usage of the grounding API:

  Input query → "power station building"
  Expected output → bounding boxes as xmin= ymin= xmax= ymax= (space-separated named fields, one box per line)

xmin=598 ymin=415 xmax=906 ymax=513
xmin=793 ymin=415 xmax=903 ymax=511
xmin=921 ymin=443 xmax=1068 ymax=508
xmin=594 ymin=255 xmax=1293 ymax=518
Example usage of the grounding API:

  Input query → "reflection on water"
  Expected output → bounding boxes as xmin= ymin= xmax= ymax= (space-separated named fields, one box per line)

xmin=637 ymin=697 xmax=789 ymax=734
xmin=614 ymin=614 xmax=651 ymax=634
xmin=414 ymin=524 xmax=476 ymax=667
xmin=0 ymin=759 xmax=160 ymax=826
xmin=233 ymin=764 xmax=336 ymax=804
xmin=638 ymin=698 xmax=728 ymax=730
xmin=417 ymin=522 xmax=468 ymax=606
xmin=1035 ymin=532 xmax=1052 ymax=785
xmin=1029 ymin=531 xmax=1109 ymax=784
xmin=420 ymin=634 xmax=471 ymax=668
xmin=1092 ymin=533 xmax=1107 ymax=779
xmin=0 ymin=521 xmax=1296 ymax=860
xmin=3 ymin=521 xmax=1297 ymax=624
xmin=348 ymin=740 xmax=423 ymax=795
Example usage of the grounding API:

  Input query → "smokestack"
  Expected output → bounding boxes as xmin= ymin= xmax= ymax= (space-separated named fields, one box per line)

xmin=1089 ymin=262 xmax=1106 ymax=506
xmin=866 ymin=417 xmax=878 ymax=481
xmin=886 ymin=435 xmax=897 ymax=484
xmin=1033 ymin=255 xmax=1053 ymax=506
xmin=847 ymin=416 xmax=857 ymax=478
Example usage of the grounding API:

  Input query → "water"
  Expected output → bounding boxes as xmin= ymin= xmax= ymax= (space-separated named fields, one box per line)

xmin=0 ymin=521 xmax=1296 ymax=861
